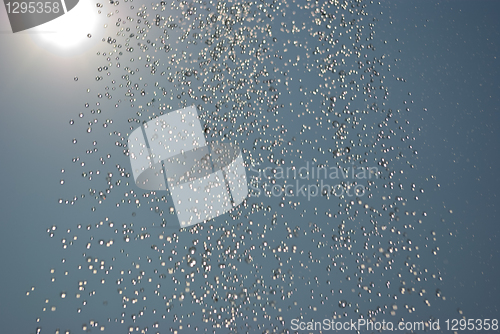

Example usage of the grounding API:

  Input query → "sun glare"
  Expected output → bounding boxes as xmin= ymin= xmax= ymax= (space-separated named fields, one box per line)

xmin=33 ymin=0 xmax=99 ymax=52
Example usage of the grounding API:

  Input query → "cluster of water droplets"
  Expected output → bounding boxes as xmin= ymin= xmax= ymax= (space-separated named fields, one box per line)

xmin=30 ymin=0 xmax=452 ymax=333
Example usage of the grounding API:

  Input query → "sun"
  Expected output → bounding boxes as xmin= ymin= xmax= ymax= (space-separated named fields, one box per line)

xmin=32 ymin=0 xmax=100 ymax=54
